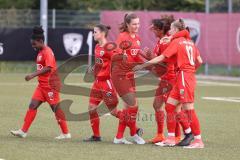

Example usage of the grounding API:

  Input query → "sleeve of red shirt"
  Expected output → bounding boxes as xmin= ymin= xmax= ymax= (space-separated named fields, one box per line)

xmin=159 ymin=42 xmax=169 ymax=54
xmin=162 ymin=40 xmax=178 ymax=58
xmin=44 ymin=48 xmax=55 ymax=68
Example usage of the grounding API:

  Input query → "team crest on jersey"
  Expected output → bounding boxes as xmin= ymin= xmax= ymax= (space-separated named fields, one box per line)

xmin=162 ymin=87 xmax=168 ymax=94
xmin=100 ymin=50 xmax=105 ymax=56
xmin=37 ymin=55 xmax=42 ymax=62
xmin=106 ymin=92 xmax=112 ymax=97
xmin=37 ymin=64 xmax=43 ymax=70
xmin=63 ymin=33 xmax=83 ymax=56
xmin=136 ymin=40 xmax=141 ymax=46
xmin=180 ymin=89 xmax=185 ymax=95
xmin=48 ymin=92 xmax=54 ymax=101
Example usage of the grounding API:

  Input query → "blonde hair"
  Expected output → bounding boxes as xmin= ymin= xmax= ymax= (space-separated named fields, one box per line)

xmin=172 ymin=18 xmax=186 ymax=31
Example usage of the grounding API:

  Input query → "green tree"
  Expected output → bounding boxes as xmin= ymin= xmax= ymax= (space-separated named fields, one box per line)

xmin=0 ymin=0 xmax=206 ymax=12
xmin=0 ymin=0 xmax=35 ymax=9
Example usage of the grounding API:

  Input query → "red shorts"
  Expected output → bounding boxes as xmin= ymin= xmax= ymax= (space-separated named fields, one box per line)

xmin=155 ymin=78 xmax=176 ymax=103
xmin=89 ymin=79 xmax=118 ymax=107
xmin=111 ymin=74 xmax=135 ymax=97
xmin=168 ymin=71 xmax=196 ymax=103
xmin=32 ymin=85 xmax=60 ymax=105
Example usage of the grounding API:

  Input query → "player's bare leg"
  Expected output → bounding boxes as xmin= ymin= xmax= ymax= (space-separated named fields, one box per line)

xmin=10 ymin=99 xmax=42 ymax=138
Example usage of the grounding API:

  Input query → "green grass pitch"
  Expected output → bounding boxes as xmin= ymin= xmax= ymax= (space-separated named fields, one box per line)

xmin=0 ymin=73 xmax=240 ymax=160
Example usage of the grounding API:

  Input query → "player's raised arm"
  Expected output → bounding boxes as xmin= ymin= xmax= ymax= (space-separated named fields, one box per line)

xmin=133 ymin=54 xmax=166 ymax=71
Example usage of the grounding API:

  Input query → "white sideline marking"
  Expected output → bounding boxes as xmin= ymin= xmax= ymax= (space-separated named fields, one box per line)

xmin=198 ymin=81 xmax=240 ymax=87
xmin=202 ymin=97 xmax=240 ymax=103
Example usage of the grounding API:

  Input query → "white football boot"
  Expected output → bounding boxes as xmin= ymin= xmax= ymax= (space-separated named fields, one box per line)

xmin=10 ymin=129 xmax=27 ymax=138
xmin=113 ymin=137 xmax=133 ymax=144
xmin=131 ymin=134 xmax=145 ymax=144
xmin=55 ymin=133 xmax=71 ymax=140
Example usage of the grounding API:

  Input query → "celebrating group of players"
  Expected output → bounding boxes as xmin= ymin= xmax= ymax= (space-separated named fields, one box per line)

xmin=11 ymin=12 xmax=204 ymax=149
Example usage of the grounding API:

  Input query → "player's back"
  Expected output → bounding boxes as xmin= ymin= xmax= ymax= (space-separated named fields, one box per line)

xmin=174 ymin=37 xmax=199 ymax=73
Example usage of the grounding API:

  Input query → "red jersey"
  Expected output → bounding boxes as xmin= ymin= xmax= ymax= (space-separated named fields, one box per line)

xmin=36 ymin=46 xmax=57 ymax=87
xmin=112 ymin=32 xmax=143 ymax=77
xmin=153 ymin=37 xmax=176 ymax=80
xmin=162 ymin=36 xmax=200 ymax=73
xmin=94 ymin=44 xmax=114 ymax=80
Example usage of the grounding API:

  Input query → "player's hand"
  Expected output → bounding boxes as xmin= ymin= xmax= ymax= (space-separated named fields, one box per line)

xmin=25 ymin=74 xmax=34 ymax=81
xmin=160 ymin=36 xmax=172 ymax=44
xmin=123 ymin=52 xmax=128 ymax=62
xmin=143 ymin=47 xmax=152 ymax=58
xmin=133 ymin=65 xmax=143 ymax=72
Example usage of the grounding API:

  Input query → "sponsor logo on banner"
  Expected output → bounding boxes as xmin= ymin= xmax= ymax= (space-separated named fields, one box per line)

xmin=0 ymin=43 xmax=3 ymax=55
xmin=63 ymin=33 xmax=83 ymax=56
xmin=237 ymin=27 xmax=240 ymax=53
xmin=183 ymin=19 xmax=201 ymax=45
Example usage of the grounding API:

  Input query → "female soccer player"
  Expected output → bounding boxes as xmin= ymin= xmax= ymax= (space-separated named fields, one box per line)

xmin=143 ymin=16 xmax=182 ymax=144
xmin=133 ymin=19 xmax=204 ymax=148
xmin=10 ymin=26 xmax=71 ymax=139
xmin=83 ymin=24 xmax=122 ymax=142
xmin=111 ymin=13 xmax=145 ymax=144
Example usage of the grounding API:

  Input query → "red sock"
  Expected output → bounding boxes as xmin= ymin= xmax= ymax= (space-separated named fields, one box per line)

xmin=176 ymin=111 xmax=190 ymax=132
xmin=165 ymin=103 xmax=176 ymax=134
xmin=125 ymin=106 xmax=138 ymax=136
xmin=175 ymin=122 xmax=181 ymax=137
xmin=185 ymin=109 xmax=201 ymax=136
xmin=21 ymin=109 xmax=37 ymax=132
xmin=116 ymin=109 xmax=126 ymax=139
xmin=155 ymin=110 xmax=165 ymax=134
xmin=116 ymin=121 xmax=127 ymax=139
xmin=89 ymin=111 xmax=100 ymax=137
xmin=55 ymin=109 xmax=69 ymax=134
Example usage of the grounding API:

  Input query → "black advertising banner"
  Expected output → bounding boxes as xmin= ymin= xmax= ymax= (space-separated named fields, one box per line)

xmin=0 ymin=28 xmax=94 ymax=61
